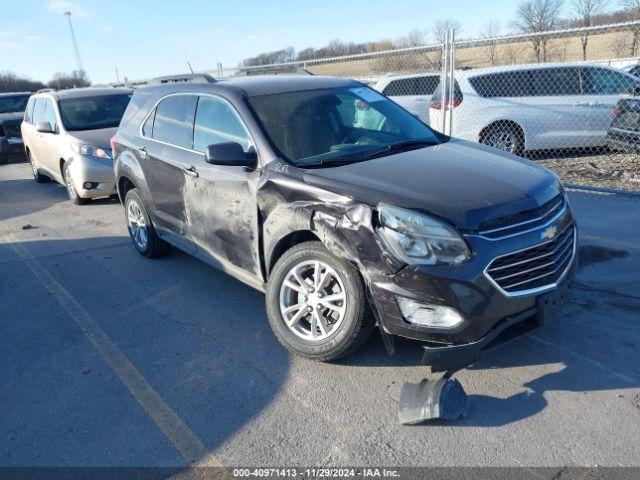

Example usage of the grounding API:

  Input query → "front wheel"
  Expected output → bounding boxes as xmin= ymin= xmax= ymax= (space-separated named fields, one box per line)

xmin=266 ymin=242 xmax=375 ymax=361
xmin=63 ymin=162 xmax=88 ymax=205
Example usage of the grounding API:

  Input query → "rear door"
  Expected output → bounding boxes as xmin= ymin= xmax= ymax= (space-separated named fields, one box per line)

xmin=529 ymin=67 xmax=587 ymax=149
xmin=187 ymin=94 xmax=262 ymax=279
xmin=140 ymin=93 xmax=199 ymax=253
xmin=24 ymin=98 xmax=48 ymax=170
xmin=581 ymin=66 xmax=638 ymax=144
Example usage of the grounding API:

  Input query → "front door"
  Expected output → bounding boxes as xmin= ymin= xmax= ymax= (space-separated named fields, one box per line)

xmin=186 ymin=94 xmax=262 ymax=280
xmin=140 ymin=94 xmax=199 ymax=254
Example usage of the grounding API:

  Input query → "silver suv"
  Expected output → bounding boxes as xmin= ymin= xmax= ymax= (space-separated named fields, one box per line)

xmin=21 ymin=87 xmax=132 ymax=204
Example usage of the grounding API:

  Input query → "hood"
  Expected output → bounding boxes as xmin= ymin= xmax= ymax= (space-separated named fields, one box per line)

xmin=302 ymin=139 xmax=560 ymax=231
xmin=0 ymin=112 xmax=25 ymax=124
xmin=67 ymin=127 xmax=118 ymax=150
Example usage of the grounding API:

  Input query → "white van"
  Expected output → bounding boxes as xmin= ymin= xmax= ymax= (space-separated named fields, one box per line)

xmin=429 ymin=63 xmax=640 ymax=154
xmin=373 ymin=73 xmax=440 ymax=124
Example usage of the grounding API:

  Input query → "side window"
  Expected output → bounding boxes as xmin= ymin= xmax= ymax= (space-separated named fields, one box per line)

xmin=31 ymin=98 xmax=47 ymax=125
xmin=414 ymin=76 xmax=440 ymax=95
xmin=470 ymin=71 xmax=532 ymax=97
xmin=43 ymin=99 xmax=58 ymax=132
xmin=531 ymin=68 xmax=582 ymax=96
xmin=142 ymin=109 xmax=155 ymax=137
xmin=193 ymin=96 xmax=251 ymax=153
xmin=151 ymin=95 xmax=197 ymax=148
xmin=583 ymin=68 xmax=636 ymax=95
xmin=382 ymin=79 xmax=412 ymax=96
xmin=24 ymin=97 xmax=35 ymax=123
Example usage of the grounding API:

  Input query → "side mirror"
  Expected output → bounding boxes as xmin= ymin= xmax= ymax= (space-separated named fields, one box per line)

xmin=36 ymin=121 xmax=54 ymax=134
xmin=205 ymin=142 xmax=256 ymax=167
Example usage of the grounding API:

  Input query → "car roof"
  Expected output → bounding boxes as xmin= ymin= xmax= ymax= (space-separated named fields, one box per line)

xmin=138 ymin=75 xmax=362 ymax=97
xmin=0 ymin=91 xmax=32 ymax=97
xmin=35 ymin=87 xmax=133 ymax=100
xmin=459 ymin=62 xmax=624 ymax=77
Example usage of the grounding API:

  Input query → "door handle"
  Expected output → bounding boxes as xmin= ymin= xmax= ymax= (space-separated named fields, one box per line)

xmin=183 ymin=165 xmax=199 ymax=177
xmin=138 ymin=146 xmax=148 ymax=159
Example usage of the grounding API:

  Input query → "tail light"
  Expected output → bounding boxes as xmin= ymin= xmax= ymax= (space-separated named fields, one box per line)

xmin=110 ymin=136 xmax=117 ymax=153
xmin=612 ymin=107 xmax=621 ymax=117
xmin=430 ymin=98 xmax=462 ymax=110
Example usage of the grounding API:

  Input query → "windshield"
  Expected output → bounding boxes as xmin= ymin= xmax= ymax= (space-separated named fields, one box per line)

xmin=0 ymin=95 xmax=30 ymax=114
xmin=58 ymin=94 xmax=132 ymax=131
xmin=247 ymin=86 xmax=443 ymax=167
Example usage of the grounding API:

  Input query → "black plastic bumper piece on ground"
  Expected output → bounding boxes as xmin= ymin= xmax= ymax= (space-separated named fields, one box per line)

xmin=398 ymin=372 xmax=470 ymax=424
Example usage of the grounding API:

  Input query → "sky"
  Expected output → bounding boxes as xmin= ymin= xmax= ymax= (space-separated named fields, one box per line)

xmin=1 ymin=0 xmax=524 ymax=84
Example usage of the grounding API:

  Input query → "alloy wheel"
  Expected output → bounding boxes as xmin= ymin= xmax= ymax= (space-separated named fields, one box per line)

xmin=127 ymin=200 xmax=149 ymax=250
xmin=486 ymin=130 xmax=517 ymax=153
xmin=279 ymin=260 xmax=347 ymax=341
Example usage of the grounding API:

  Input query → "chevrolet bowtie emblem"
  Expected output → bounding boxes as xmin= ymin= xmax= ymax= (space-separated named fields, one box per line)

xmin=541 ymin=225 xmax=557 ymax=240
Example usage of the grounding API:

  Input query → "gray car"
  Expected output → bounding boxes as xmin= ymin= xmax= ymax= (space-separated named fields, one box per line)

xmin=21 ymin=87 xmax=132 ymax=204
xmin=0 ymin=92 xmax=31 ymax=164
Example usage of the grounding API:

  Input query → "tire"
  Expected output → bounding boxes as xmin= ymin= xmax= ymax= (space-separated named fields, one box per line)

xmin=124 ymin=188 xmax=170 ymax=258
xmin=481 ymin=123 xmax=524 ymax=156
xmin=266 ymin=241 xmax=375 ymax=361
xmin=63 ymin=162 xmax=88 ymax=205
xmin=27 ymin=150 xmax=49 ymax=183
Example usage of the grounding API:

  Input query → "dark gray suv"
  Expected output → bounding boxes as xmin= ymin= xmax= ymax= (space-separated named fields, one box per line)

xmin=112 ymin=76 xmax=577 ymax=367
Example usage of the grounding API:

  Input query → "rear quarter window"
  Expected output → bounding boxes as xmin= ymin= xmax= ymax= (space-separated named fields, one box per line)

xmin=382 ymin=76 xmax=439 ymax=96
xmin=469 ymin=71 xmax=533 ymax=97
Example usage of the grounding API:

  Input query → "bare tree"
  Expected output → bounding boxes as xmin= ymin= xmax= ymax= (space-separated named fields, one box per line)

xmin=572 ymin=0 xmax=608 ymax=60
xmin=514 ymin=0 xmax=564 ymax=62
xmin=432 ymin=19 xmax=462 ymax=43
xmin=622 ymin=0 xmax=640 ymax=55
xmin=48 ymin=70 xmax=91 ymax=90
xmin=395 ymin=29 xmax=427 ymax=48
xmin=481 ymin=21 xmax=501 ymax=65
xmin=610 ymin=34 xmax=630 ymax=57
xmin=0 ymin=71 xmax=45 ymax=93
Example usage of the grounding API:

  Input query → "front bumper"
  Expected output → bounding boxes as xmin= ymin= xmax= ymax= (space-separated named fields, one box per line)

xmin=368 ymin=210 xmax=577 ymax=365
xmin=66 ymin=155 xmax=116 ymax=199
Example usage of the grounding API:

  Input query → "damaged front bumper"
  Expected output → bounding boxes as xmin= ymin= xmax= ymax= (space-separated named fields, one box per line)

xmin=367 ymin=218 xmax=578 ymax=370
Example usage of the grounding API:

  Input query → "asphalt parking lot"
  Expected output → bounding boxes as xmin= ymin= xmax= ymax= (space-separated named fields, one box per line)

xmin=1 ymin=161 xmax=639 ymax=469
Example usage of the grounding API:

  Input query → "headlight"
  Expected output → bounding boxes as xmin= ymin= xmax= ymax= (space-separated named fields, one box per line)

xmin=71 ymin=143 xmax=111 ymax=159
xmin=378 ymin=203 xmax=470 ymax=265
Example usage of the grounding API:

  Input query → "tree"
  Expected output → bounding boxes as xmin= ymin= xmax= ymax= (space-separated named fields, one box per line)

xmin=48 ymin=70 xmax=91 ymax=90
xmin=0 ymin=71 xmax=45 ymax=93
xmin=572 ymin=0 xmax=608 ymax=60
xmin=514 ymin=0 xmax=564 ymax=62
xmin=481 ymin=21 xmax=501 ymax=65
xmin=610 ymin=34 xmax=629 ymax=57
xmin=432 ymin=19 xmax=462 ymax=43
xmin=622 ymin=0 xmax=640 ymax=55
xmin=395 ymin=29 xmax=427 ymax=48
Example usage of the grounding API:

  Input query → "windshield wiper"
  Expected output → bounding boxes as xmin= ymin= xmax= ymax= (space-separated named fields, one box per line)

xmin=356 ymin=139 xmax=438 ymax=161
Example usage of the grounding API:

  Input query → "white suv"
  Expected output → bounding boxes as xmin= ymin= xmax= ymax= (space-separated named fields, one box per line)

xmin=429 ymin=63 xmax=640 ymax=154
xmin=373 ymin=73 xmax=440 ymax=124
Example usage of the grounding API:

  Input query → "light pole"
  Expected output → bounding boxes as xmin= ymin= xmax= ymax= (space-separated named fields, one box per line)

xmin=64 ymin=11 xmax=85 ymax=74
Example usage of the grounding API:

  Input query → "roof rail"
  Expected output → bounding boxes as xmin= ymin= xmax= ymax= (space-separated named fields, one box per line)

xmin=147 ymin=73 xmax=216 ymax=85
xmin=36 ymin=88 xmax=57 ymax=93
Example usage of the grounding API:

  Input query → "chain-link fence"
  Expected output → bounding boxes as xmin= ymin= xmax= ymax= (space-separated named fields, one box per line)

xmin=204 ymin=21 xmax=640 ymax=192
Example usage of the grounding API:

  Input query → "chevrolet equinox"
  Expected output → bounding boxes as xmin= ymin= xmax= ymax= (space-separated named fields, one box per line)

xmin=112 ymin=76 xmax=577 ymax=366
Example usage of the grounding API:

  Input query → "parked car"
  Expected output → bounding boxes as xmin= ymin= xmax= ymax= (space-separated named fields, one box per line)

xmin=373 ymin=73 xmax=440 ymax=124
xmin=112 ymin=76 xmax=576 ymax=367
xmin=0 ymin=92 xmax=31 ymax=164
xmin=622 ymin=63 xmax=640 ymax=78
xmin=429 ymin=63 xmax=640 ymax=154
xmin=607 ymin=96 xmax=640 ymax=152
xmin=21 ymin=87 xmax=132 ymax=204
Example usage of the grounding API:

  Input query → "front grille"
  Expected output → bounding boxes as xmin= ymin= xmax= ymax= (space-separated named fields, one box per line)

xmin=486 ymin=223 xmax=575 ymax=294
xmin=479 ymin=195 xmax=565 ymax=239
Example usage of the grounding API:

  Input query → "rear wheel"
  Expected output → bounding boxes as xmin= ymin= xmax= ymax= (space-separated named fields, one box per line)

xmin=481 ymin=123 xmax=524 ymax=156
xmin=266 ymin=242 xmax=375 ymax=361
xmin=27 ymin=150 xmax=49 ymax=183
xmin=63 ymin=162 xmax=88 ymax=205
xmin=124 ymin=188 xmax=170 ymax=258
